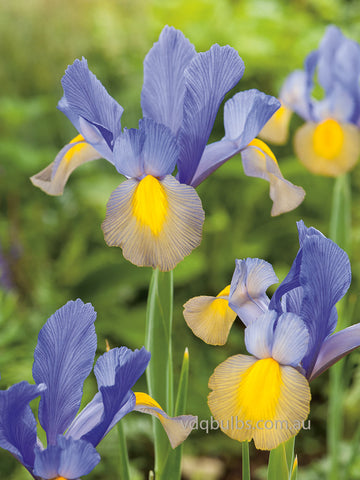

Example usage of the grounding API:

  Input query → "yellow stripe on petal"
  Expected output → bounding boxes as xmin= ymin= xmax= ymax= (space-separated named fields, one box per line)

xmin=102 ymin=174 xmax=205 ymax=271
xmin=134 ymin=392 xmax=196 ymax=448
xmin=241 ymin=140 xmax=305 ymax=216
xmin=183 ymin=285 xmax=237 ymax=345
xmin=132 ymin=175 xmax=168 ymax=235
xmin=294 ymin=120 xmax=360 ymax=176
xmin=208 ymin=355 xmax=311 ymax=450
xmin=259 ymin=102 xmax=292 ymax=145
xmin=30 ymin=136 xmax=100 ymax=195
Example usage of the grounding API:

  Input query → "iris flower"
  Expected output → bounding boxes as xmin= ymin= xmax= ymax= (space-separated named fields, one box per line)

xmin=260 ymin=25 xmax=360 ymax=176
xmin=31 ymin=26 xmax=304 ymax=271
xmin=0 ymin=299 xmax=195 ymax=479
xmin=184 ymin=221 xmax=359 ymax=449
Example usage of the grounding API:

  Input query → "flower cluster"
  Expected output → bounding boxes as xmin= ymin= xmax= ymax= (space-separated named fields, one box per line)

xmin=183 ymin=221 xmax=360 ymax=450
xmin=31 ymin=26 xmax=304 ymax=271
xmin=260 ymin=26 xmax=360 ymax=177
xmin=0 ymin=300 xmax=195 ymax=479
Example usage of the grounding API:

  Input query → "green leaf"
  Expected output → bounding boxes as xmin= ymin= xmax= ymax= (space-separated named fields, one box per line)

xmin=117 ymin=421 xmax=130 ymax=480
xmin=267 ymin=442 xmax=289 ymax=480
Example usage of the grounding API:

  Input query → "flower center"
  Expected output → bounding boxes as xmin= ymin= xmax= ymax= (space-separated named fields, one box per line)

xmin=313 ymin=119 xmax=344 ymax=159
xmin=132 ymin=175 xmax=168 ymax=235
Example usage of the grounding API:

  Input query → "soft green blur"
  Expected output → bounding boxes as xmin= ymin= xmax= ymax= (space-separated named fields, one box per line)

xmin=1 ymin=1 xmax=360 ymax=479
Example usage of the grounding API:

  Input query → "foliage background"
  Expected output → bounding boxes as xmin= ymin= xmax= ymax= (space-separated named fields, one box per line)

xmin=1 ymin=0 xmax=360 ymax=478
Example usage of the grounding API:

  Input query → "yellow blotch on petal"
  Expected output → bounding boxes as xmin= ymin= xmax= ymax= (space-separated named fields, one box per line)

xmin=63 ymin=134 xmax=89 ymax=162
xmin=241 ymin=139 xmax=305 ymax=216
xmin=208 ymin=355 xmax=311 ymax=450
xmin=30 ymin=135 xmax=100 ymax=195
xmin=183 ymin=285 xmax=237 ymax=345
xmin=132 ymin=175 xmax=168 ymax=236
xmin=294 ymin=120 xmax=360 ymax=176
xmin=247 ymin=138 xmax=278 ymax=164
xmin=134 ymin=392 xmax=196 ymax=448
xmin=259 ymin=102 xmax=293 ymax=145
xmin=54 ymin=477 xmax=67 ymax=480
xmin=102 ymin=174 xmax=204 ymax=271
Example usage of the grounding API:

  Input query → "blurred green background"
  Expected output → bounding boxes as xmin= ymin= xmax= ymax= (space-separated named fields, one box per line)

xmin=1 ymin=0 xmax=360 ymax=478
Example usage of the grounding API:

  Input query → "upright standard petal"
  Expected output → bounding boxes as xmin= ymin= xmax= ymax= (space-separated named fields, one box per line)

xmin=32 ymin=299 xmax=97 ymax=445
xmin=134 ymin=392 xmax=196 ymax=448
xmin=30 ymin=135 xmax=101 ymax=195
xmin=208 ymin=354 xmax=311 ymax=450
xmin=113 ymin=119 xmax=179 ymax=179
xmin=228 ymin=258 xmax=278 ymax=326
xmin=141 ymin=25 xmax=196 ymax=136
xmin=190 ymin=90 xmax=280 ymax=186
xmin=270 ymin=223 xmax=352 ymax=377
xmin=294 ymin=119 xmax=360 ymax=176
xmin=102 ymin=174 xmax=204 ymax=271
xmin=177 ymin=45 xmax=245 ymax=184
xmin=58 ymin=58 xmax=124 ymax=161
xmin=33 ymin=436 xmax=100 ymax=480
xmin=183 ymin=285 xmax=237 ymax=345
xmin=0 ymin=382 xmax=45 ymax=470
xmin=240 ymin=139 xmax=305 ymax=216
xmin=81 ymin=347 xmax=150 ymax=446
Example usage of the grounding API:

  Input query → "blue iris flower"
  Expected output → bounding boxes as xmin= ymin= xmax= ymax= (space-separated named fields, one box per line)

xmin=0 ymin=300 xmax=195 ymax=479
xmin=31 ymin=26 xmax=304 ymax=271
xmin=184 ymin=221 xmax=357 ymax=449
xmin=260 ymin=25 xmax=360 ymax=176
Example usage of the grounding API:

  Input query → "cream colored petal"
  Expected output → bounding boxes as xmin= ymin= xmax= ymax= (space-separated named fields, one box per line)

xmin=294 ymin=121 xmax=360 ymax=176
xmin=259 ymin=102 xmax=293 ymax=145
xmin=208 ymin=355 xmax=311 ymax=450
xmin=102 ymin=174 xmax=205 ymax=271
xmin=183 ymin=285 xmax=237 ymax=345
xmin=241 ymin=139 xmax=305 ymax=216
xmin=30 ymin=135 xmax=100 ymax=195
xmin=134 ymin=392 xmax=196 ymax=448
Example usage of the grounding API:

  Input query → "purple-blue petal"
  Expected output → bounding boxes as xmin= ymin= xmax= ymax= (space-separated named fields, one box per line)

xmin=0 ymin=381 xmax=45 ymax=470
xmin=32 ymin=299 xmax=97 ymax=445
xmin=270 ymin=221 xmax=351 ymax=377
xmin=177 ymin=45 xmax=245 ymax=185
xmin=82 ymin=347 xmax=150 ymax=446
xmin=189 ymin=90 xmax=280 ymax=187
xmin=58 ymin=58 xmax=123 ymax=161
xmin=33 ymin=435 xmax=100 ymax=479
xmin=113 ymin=118 xmax=179 ymax=178
xmin=229 ymin=258 xmax=278 ymax=326
xmin=141 ymin=25 xmax=196 ymax=136
xmin=310 ymin=323 xmax=360 ymax=380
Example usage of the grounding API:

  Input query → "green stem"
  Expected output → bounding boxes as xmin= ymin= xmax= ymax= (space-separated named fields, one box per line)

xmin=328 ymin=173 xmax=351 ymax=480
xmin=145 ymin=268 xmax=174 ymax=478
xmin=242 ymin=442 xmax=250 ymax=480
xmin=117 ymin=421 xmax=130 ymax=480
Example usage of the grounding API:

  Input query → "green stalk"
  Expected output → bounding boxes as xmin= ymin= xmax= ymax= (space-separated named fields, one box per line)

xmin=242 ymin=442 xmax=250 ymax=480
xmin=117 ymin=421 xmax=130 ymax=480
xmin=161 ymin=347 xmax=190 ymax=480
xmin=145 ymin=268 xmax=174 ymax=478
xmin=328 ymin=173 xmax=351 ymax=480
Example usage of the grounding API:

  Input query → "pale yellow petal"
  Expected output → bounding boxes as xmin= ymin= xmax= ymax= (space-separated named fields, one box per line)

xmin=294 ymin=120 xmax=360 ymax=176
xmin=30 ymin=135 xmax=100 ymax=195
xmin=183 ymin=285 xmax=237 ymax=345
xmin=134 ymin=392 xmax=196 ymax=448
xmin=208 ymin=355 xmax=311 ymax=450
xmin=241 ymin=139 xmax=305 ymax=216
xmin=259 ymin=102 xmax=293 ymax=145
xmin=102 ymin=174 xmax=205 ymax=271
